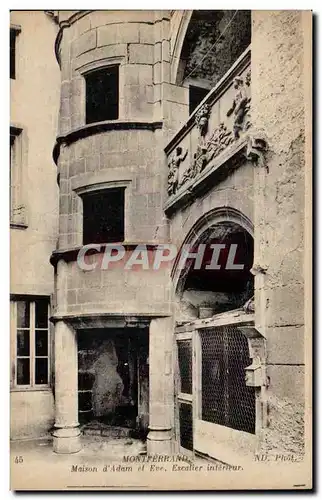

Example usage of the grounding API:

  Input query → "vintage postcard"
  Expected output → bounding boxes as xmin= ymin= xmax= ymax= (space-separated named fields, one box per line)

xmin=10 ymin=9 xmax=312 ymax=490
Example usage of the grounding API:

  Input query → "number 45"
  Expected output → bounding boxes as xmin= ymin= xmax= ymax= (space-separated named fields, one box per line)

xmin=14 ymin=456 xmax=23 ymax=464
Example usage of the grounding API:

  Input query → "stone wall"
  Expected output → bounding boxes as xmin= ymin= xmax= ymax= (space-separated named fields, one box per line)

xmin=251 ymin=10 xmax=307 ymax=453
xmin=11 ymin=11 xmax=60 ymax=296
xmin=10 ymin=11 xmax=60 ymax=440
xmin=169 ymin=159 xmax=254 ymax=252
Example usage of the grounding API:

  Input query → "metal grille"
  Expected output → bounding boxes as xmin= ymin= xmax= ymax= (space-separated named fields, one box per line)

xmin=200 ymin=326 xmax=255 ymax=434
xmin=179 ymin=402 xmax=193 ymax=451
xmin=177 ymin=340 xmax=192 ymax=394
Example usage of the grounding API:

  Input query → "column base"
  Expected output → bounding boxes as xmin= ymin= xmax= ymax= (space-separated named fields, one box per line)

xmin=52 ymin=426 xmax=81 ymax=454
xmin=147 ymin=427 xmax=173 ymax=455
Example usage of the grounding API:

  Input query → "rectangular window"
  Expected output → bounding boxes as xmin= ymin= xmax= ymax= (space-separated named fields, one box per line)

xmin=10 ymin=25 xmax=21 ymax=79
xmin=12 ymin=297 xmax=50 ymax=388
xmin=82 ymin=188 xmax=125 ymax=245
xmin=85 ymin=66 xmax=119 ymax=124
xmin=189 ymin=85 xmax=210 ymax=115
xmin=10 ymin=126 xmax=26 ymax=227
xmin=177 ymin=340 xmax=192 ymax=394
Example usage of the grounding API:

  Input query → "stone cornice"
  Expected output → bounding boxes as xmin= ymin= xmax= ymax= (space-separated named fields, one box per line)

xmin=54 ymin=11 xmax=92 ymax=66
xmin=53 ymin=120 xmax=163 ymax=164
xmin=50 ymin=241 xmax=171 ymax=266
xmin=50 ymin=312 xmax=170 ymax=326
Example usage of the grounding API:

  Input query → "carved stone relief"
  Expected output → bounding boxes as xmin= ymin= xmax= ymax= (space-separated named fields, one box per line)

xmin=167 ymin=70 xmax=253 ymax=196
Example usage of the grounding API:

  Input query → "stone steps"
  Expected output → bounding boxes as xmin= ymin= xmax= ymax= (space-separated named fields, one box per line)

xmin=82 ymin=424 xmax=132 ymax=439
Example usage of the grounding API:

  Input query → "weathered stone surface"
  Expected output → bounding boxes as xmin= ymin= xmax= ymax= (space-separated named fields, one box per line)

xmin=72 ymin=29 xmax=97 ymax=57
xmin=139 ymin=23 xmax=154 ymax=44
xmin=266 ymin=325 xmax=304 ymax=364
xmin=123 ymin=64 xmax=153 ymax=86
xmin=97 ymin=23 xmax=140 ymax=47
xmin=128 ymin=43 xmax=154 ymax=64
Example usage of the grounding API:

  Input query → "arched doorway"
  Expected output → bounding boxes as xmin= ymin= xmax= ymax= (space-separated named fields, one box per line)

xmin=173 ymin=209 xmax=263 ymax=461
xmin=173 ymin=209 xmax=254 ymax=321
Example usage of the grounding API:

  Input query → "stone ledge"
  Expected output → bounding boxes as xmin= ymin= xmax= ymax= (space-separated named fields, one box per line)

xmin=50 ymin=241 xmax=172 ymax=266
xmin=164 ymin=137 xmax=249 ymax=216
xmin=175 ymin=309 xmax=255 ymax=333
xmin=50 ymin=312 xmax=171 ymax=327
xmin=53 ymin=120 xmax=163 ymax=164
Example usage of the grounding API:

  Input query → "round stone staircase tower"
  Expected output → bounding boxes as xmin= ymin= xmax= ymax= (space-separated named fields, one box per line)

xmin=51 ymin=11 xmax=175 ymax=454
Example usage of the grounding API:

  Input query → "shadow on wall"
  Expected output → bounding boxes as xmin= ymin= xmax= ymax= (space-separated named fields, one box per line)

xmin=77 ymin=329 xmax=149 ymax=432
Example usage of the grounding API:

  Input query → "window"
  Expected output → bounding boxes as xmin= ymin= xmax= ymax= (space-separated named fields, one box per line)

xmin=177 ymin=339 xmax=193 ymax=451
xmin=85 ymin=66 xmax=119 ymax=124
xmin=189 ymin=85 xmax=210 ymax=115
xmin=10 ymin=126 xmax=26 ymax=227
xmin=12 ymin=297 xmax=50 ymax=388
xmin=177 ymin=340 xmax=192 ymax=394
xmin=10 ymin=25 xmax=21 ymax=79
xmin=82 ymin=188 xmax=125 ymax=244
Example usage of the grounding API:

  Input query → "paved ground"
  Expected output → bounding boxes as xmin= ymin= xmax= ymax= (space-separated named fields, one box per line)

xmin=11 ymin=435 xmax=146 ymax=464
xmin=10 ymin=436 xmax=202 ymax=490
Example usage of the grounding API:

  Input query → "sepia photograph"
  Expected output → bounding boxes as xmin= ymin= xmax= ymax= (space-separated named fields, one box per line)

xmin=9 ymin=8 xmax=312 ymax=491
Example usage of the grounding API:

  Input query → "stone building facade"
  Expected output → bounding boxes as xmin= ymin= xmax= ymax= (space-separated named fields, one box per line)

xmin=10 ymin=11 xmax=60 ymax=439
xmin=10 ymin=10 xmax=311 ymax=464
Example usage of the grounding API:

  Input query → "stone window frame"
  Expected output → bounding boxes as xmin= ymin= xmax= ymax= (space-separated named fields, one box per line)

xmin=75 ymin=56 xmax=126 ymax=126
xmin=10 ymin=125 xmax=27 ymax=228
xmin=72 ymin=177 xmax=133 ymax=246
xmin=10 ymin=296 xmax=51 ymax=391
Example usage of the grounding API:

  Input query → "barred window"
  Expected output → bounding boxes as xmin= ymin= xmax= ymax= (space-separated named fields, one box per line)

xmin=12 ymin=297 xmax=50 ymax=388
xmin=177 ymin=340 xmax=192 ymax=394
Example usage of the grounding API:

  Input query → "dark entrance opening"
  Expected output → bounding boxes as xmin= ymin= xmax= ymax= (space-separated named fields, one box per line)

xmin=77 ymin=328 xmax=149 ymax=437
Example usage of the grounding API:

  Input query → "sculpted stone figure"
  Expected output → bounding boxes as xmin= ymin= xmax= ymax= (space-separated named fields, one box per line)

xmin=227 ymin=75 xmax=250 ymax=139
xmin=246 ymin=132 xmax=268 ymax=169
xmin=167 ymin=146 xmax=188 ymax=196
xmin=195 ymin=104 xmax=210 ymax=139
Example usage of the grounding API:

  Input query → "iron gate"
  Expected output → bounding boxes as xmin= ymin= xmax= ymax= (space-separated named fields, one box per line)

xmin=200 ymin=325 xmax=256 ymax=434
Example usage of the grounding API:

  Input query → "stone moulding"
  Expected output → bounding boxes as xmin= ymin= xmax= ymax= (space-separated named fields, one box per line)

xmin=50 ymin=242 xmax=171 ymax=267
xmin=164 ymin=136 xmax=249 ymax=216
xmin=50 ymin=312 xmax=170 ymax=327
xmin=52 ymin=120 xmax=163 ymax=165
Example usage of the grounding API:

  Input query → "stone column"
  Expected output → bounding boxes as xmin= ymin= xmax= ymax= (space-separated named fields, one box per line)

xmin=147 ymin=317 xmax=174 ymax=454
xmin=53 ymin=320 xmax=81 ymax=454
